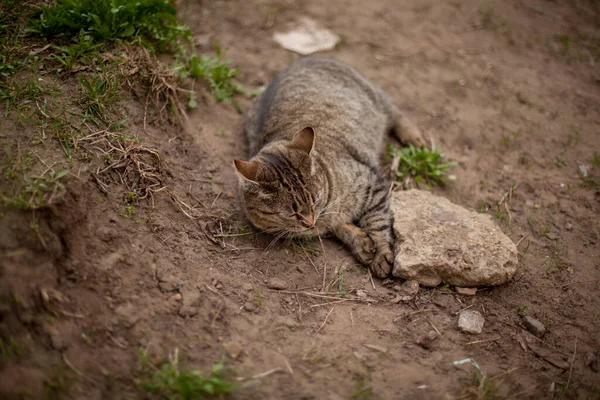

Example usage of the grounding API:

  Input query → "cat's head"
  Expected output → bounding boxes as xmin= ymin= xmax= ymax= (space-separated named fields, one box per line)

xmin=234 ymin=127 xmax=328 ymax=237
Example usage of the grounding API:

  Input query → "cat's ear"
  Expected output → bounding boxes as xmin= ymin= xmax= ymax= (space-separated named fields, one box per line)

xmin=234 ymin=159 xmax=259 ymax=182
xmin=289 ymin=127 xmax=315 ymax=155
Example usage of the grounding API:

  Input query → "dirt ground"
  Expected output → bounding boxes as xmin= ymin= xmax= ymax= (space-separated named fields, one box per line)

xmin=1 ymin=0 xmax=600 ymax=399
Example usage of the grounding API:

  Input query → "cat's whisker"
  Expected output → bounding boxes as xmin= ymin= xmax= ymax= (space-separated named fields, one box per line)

xmin=315 ymin=226 xmax=328 ymax=293
xmin=318 ymin=211 xmax=341 ymax=217
xmin=265 ymin=230 xmax=285 ymax=250
xmin=265 ymin=229 xmax=290 ymax=252
xmin=264 ymin=227 xmax=285 ymax=234
xmin=321 ymin=198 xmax=341 ymax=212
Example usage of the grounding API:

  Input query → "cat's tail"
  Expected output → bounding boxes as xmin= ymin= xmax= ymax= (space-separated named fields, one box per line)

xmin=389 ymin=109 xmax=427 ymax=148
xmin=243 ymin=96 xmax=262 ymax=156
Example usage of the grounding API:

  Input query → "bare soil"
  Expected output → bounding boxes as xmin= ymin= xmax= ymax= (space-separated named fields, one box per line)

xmin=1 ymin=0 xmax=600 ymax=399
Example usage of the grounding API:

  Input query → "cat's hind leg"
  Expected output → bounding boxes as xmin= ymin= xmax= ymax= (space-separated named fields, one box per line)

xmin=391 ymin=111 xmax=427 ymax=148
xmin=381 ymin=94 xmax=427 ymax=147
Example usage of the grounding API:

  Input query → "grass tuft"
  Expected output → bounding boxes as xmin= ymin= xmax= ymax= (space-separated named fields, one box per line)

xmin=175 ymin=44 xmax=241 ymax=103
xmin=0 ymin=336 xmax=24 ymax=361
xmin=78 ymin=70 xmax=122 ymax=123
xmin=141 ymin=352 xmax=236 ymax=400
xmin=388 ymin=144 xmax=456 ymax=187
xmin=1 ymin=168 xmax=69 ymax=210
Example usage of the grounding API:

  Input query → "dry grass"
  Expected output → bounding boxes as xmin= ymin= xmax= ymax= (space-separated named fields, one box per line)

xmin=121 ymin=47 xmax=189 ymax=127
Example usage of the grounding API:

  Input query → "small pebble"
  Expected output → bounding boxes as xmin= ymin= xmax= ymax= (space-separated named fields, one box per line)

xmin=394 ymin=280 xmax=419 ymax=297
xmin=458 ymin=309 xmax=485 ymax=334
xmin=178 ymin=306 xmax=199 ymax=317
xmin=432 ymin=296 xmax=449 ymax=308
xmin=585 ymin=352 xmax=599 ymax=373
xmin=242 ymin=283 xmax=253 ymax=291
xmin=565 ymin=223 xmax=573 ymax=231
xmin=455 ymin=286 xmax=477 ymax=296
xmin=266 ymin=278 xmax=287 ymax=290
xmin=168 ymin=293 xmax=183 ymax=303
xmin=45 ymin=326 xmax=68 ymax=351
xmin=417 ymin=330 xmax=440 ymax=349
xmin=544 ymin=232 xmax=558 ymax=241
xmin=158 ymin=276 xmax=182 ymax=292
xmin=222 ymin=341 xmax=244 ymax=359
xmin=243 ymin=302 xmax=257 ymax=312
xmin=521 ymin=315 xmax=546 ymax=338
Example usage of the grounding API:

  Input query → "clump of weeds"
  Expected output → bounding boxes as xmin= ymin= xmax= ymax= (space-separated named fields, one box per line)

xmin=140 ymin=348 xmax=236 ymax=399
xmin=387 ymin=144 xmax=456 ymax=188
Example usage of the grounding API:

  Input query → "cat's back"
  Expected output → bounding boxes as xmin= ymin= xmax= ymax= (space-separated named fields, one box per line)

xmin=245 ymin=57 xmax=389 ymax=156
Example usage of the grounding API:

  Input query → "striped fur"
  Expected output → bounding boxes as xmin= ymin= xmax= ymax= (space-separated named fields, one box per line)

xmin=236 ymin=57 xmax=425 ymax=277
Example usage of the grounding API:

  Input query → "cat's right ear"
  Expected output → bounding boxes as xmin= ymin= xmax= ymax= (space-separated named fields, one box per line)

xmin=289 ymin=127 xmax=315 ymax=155
xmin=234 ymin=159 xmax=259 ymax=182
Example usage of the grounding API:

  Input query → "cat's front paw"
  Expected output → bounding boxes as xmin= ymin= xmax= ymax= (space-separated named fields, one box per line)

xmin=370 ymin=246 xmax=393 ymax=278
xmin=353 ymin=234 xmax=376 ymax=265
xmin=334 ymin=223 xmax=376 ymax=265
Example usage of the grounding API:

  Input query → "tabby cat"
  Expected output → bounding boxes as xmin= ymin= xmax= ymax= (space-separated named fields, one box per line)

xmin=235 ymin=57 xmax=425 ymax=277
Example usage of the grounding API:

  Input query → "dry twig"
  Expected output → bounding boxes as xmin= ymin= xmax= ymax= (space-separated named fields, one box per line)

xmin=314 ymin=306 xmax=336 ymax=335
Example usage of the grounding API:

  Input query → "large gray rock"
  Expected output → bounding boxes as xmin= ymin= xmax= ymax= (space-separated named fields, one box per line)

xmin=391 ymin=190 xmax=518 ymax=287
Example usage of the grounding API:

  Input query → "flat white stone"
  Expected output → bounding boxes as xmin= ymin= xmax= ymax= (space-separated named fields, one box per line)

xmin=273 ymin=18 xmax=340 ymax=55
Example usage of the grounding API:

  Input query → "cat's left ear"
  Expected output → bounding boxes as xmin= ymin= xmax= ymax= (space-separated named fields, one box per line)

xmin=289 ymin=127 xmax=315 ymax=155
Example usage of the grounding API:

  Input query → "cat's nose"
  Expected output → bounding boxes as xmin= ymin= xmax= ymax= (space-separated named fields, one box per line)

xmin=300 ymin=213 xmax=315 ymax=227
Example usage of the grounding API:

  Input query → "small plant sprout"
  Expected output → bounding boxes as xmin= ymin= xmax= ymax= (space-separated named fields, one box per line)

xmin=553 ymin=156 xmax=568 ymax=168
xmin=121 ymin=204 xmax=135 ymax=218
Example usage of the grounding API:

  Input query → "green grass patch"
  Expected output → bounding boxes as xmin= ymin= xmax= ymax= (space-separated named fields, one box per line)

xmin=1 ymin=147 xmax=70 ymax=210
xmin=50 ymin=31 xmax=104 ymax=72
xmin=0 ymin=0 xmax=29 ymax=77
xmin=349 ymin=380 xmax=373 ymax=400
xmin=387 ymin=144 xmax=456 ymax=186
xmin=175 ymin=44 xmax=242 ymax=103
xmin=142 ymin=359 xmax=236 ymax=399
xmin=553 ymin=156 xmax=568 ymax=168
xmin=0 ymin=336 xmax=24 ymax=361
xmin=28 ymin=0 xmax=191 ymax=52
xmin=0 ymin=69 xmax=60 ymax=116
xmin=1 ymin=168 xmax=69 ymax=210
